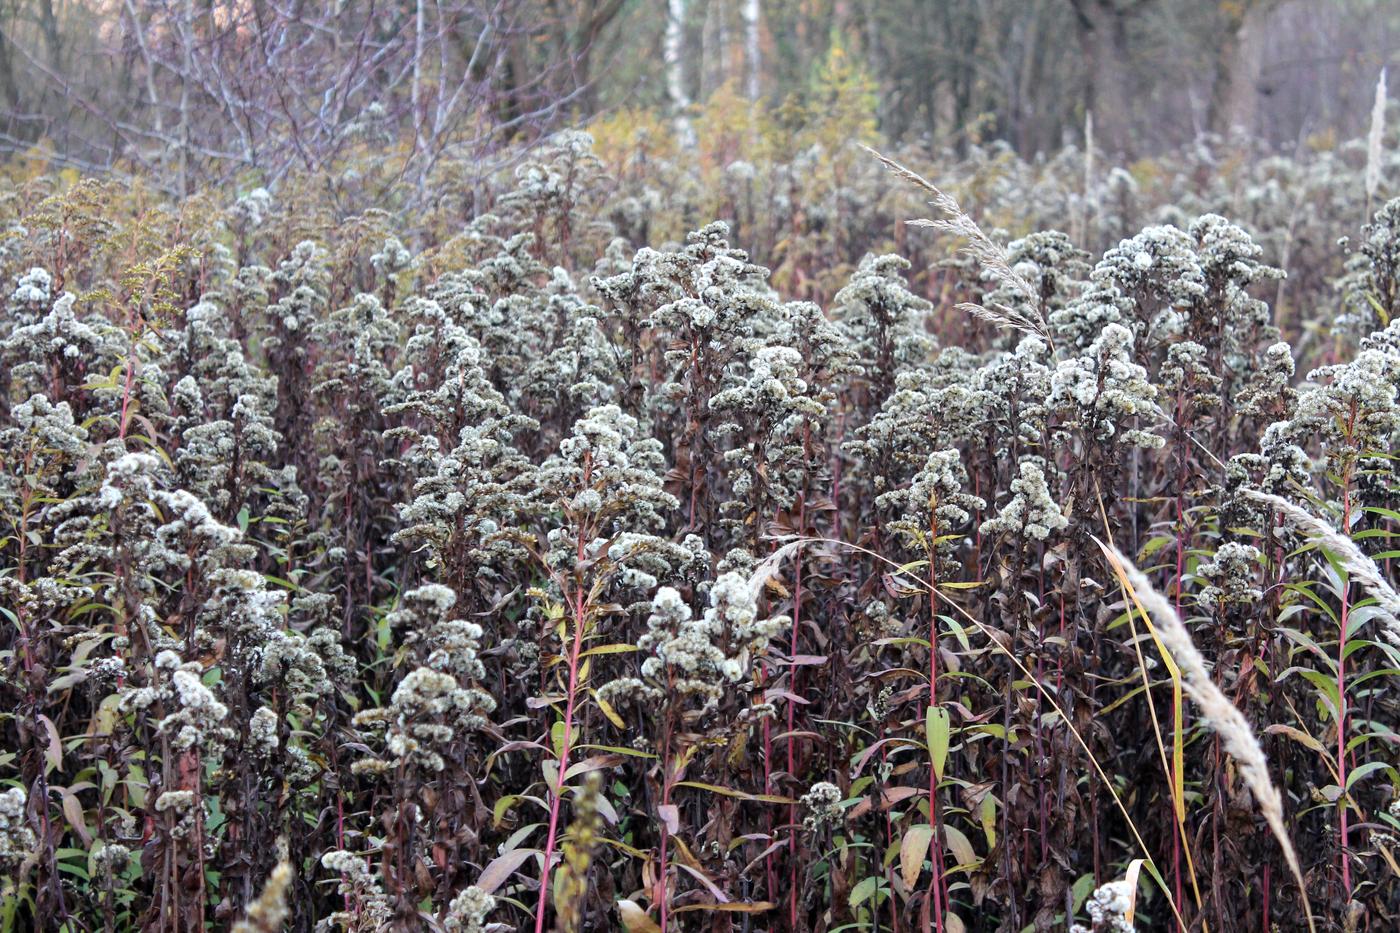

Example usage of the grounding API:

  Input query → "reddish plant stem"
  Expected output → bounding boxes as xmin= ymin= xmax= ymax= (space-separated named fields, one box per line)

xmin=927 ymin=510 xmax=945 ymax=933
xmin=1262 ymin=863 xmax=1271 ymax=931
xmin=118 ymin=343 xmax=139 ymax=439
xmin=881 ymin=741 xmax=901 ymax=933
xmin=1172 ymin=416 xmax=1188 ymax=929
xmin=1337 ymin=467 xmax=1353 ymax=898
xmin=533 ymin=574 xmax=588 ymax=933
xmin=534 ymin=473 xmax=592 ymax=933
xmin=659 ymin=693 xmax=675 ymax=932
xmin=787 ymin=500 xmax=805 ymax=930
xmin=763 ymin=703 xmax=776 ymax=905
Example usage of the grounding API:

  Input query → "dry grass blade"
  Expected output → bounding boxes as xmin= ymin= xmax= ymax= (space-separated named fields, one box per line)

xmin=862 ymin=144 xmax=1049 ymax=341
xmin=1244 ymin=489 xmax=1400 ymax=647
xmin=1096 ymin=540 xmax=1315 ymax=933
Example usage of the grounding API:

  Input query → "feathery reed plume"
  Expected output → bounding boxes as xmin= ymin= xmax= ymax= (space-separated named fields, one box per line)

xmin=1367 ymin=68 xmax=1387 ymax=217
xmin=1244 ymin=489 xmax=1400 ymax=646
xmin=1097 ymin=540 xmax=1314 ymax=932
xmin=230 ymin=861 xmax=293 ymax=933
xmin=863 ymin=145 xmax=1049 ymax=340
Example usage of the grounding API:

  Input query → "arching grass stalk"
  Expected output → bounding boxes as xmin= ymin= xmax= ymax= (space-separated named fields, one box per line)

xmin=1097 ymin=540 xmax=1315 ymax=933
xmin=1094 ymin=479 xmax=1205 ymax=925
xmin=1244 ymin=486 xmax=1400 ymax=900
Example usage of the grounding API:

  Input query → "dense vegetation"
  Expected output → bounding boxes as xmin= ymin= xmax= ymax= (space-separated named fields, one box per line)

xmin=2 ymin=73 xmax=1400 ymax=932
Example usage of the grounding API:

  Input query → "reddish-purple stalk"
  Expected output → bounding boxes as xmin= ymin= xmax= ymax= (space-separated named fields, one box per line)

xmin=881 ymin=742 xmax=902 ymax=933
xmin=787 ymin=500 xmax=805 ymax=930
xmin=1171 ymin=400 xmax=1188 ymax=929
xmin=1036 ymin=553 xmax=1050 ymax=867
xmin=658 ymin=679 xmax=676 ymax=932
xmin=117 ymin=302 xmax=142 ymax=441
xmin=532 ymin=572 xmax=588 ymax=933
xmin=534 ymin=461 xmax=593 ymax=933
xmin=1262 ymin=863 xmax=1271 ymax=930
xmin=763 ymin=689 xmax=777 ymax=906
xmin=926 ymin=508 xmax=946 ymax=933
xmin=1336 ymin=448 xmax=1355 ymax=898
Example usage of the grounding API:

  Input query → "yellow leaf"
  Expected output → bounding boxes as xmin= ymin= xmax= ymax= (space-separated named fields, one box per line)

xmin=673 ymin=902 xmax=776 ymax=913
xmin=618 ymin=899 xmax=662 ymax=933
xmin=900 ymin=824 xmax=934 ymax=888
xmin=943 ymin=824 xmax=978 ymax=869
xmin=594 ymin=691 xmax=626 ymax=729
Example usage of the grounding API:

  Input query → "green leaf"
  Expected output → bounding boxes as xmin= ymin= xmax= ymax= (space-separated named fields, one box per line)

xmin=979 ymin=794 xmax=997 ymax=849
xmin=926 ymin=705 xmax=950 ymax=780
xmin=1345 ymin=760 xmax=1396 ymax=792
xmin=1072 ymin=873 xmax=1097 ymax=915
xmin=849 ymin=874 xmax=886 ymax=909
xmin=551 ymin=720 xmax=567 ymax=760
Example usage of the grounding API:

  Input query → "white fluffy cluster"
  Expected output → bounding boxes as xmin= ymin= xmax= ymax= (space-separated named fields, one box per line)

xmin=0 ymin=787 xmax=35 ymax=868
xmin=885 ymin=448 xmax=986 ymax=541
xmin=1280 ymin=349 xmax=1400 ymax=475
xmin=163 ymin=667 xmax=232 ymax=752
xmin=370 ymin=236 xmax=412 ymax=278
xmin=800 ymin=781 xmax=843 ymax=833
xmin=711 ymin=345 xmax=824 ymax=422
xmin=1234 ymin=341 xmax=1295 ymax=418
xmin=201 ymin=568 xmax=287 ymax=659
xmin=1337 ymin=197 xmax=1400 ymax=340
xmin=636 ymin=587 xmax=727 ymax=707
xmin=97 ymin=451 xmax=162 ymax=511
xmin=118 ymin=650 xmax=233 ymax=755
xmin=974 ymin=335 xmax=1054 ymax=454
xmin=230 ymin=187 xmax=272 ymax=230
xmin=630 ymin=572 xmax=785 ymax=711
xmin=249 ymin=706 xmax=280 ymax=755
xmin=833 ymin=253 xmax=934 ymax=390
xmin=3 ymin=292 xmax=108 ymax=389
xmin=389 ymin=584 xmax=491 ymax=681
xmin=9 ymin=266 xmax=51 ymax=309
xmin=353 ymin=666 xmax=496 ymax=774
xmin=318 ymin=849 xmax=392 ymax=932
xmin=536 ymin=405 xmax=679 ymax=574
xmin=980 ymin=460 xmax=1067 ymax=541
xmin=1049 ymin=323 xmax=1163 ymax=449
xmin=444 ymin=885 xmax=497 ymax=933
xmin=1084 ymin=879 xmax=1136 ymax=932
xmin=1196 ymin=542 xmax=1263 ymax=611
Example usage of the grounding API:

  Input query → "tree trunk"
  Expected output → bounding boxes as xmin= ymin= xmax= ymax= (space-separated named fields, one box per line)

xmin=1069 ymin=0 xmax=1136 ymax=158
xmin=666 ymin=0 xmax=696 ymax=146
xmin=0 ymin=4 xmax=22 ymax=139
xmin=743 ymin=0 xmax=761 ymax=100
xmin=1209 ymin=1 xmax=1274 ymax=138
xmin=573 ymin=0 xmax=627 ymax=114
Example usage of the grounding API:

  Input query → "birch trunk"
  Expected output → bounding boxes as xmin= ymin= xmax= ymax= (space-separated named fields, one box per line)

xmin=666 ymin=0 xmax=696 ymax=147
